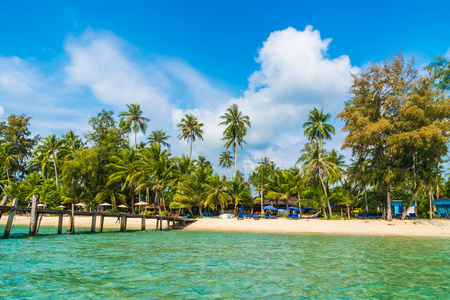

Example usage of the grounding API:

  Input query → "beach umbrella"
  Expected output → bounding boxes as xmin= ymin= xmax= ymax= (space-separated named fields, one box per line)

xmin=302 ymin=207 xmax=316 ymax=211
xmin=99 ymin=202 xmax=112 ymax=206
xmin=57 ymin=205 xmax=66 ymax=209
xmin=263 ymin=205 xmax=277 ymax=211
xmin=134 ymin=201 xmax=148 ymax=213
xmin=118 ymin=204 xmax=128 ymax=208
xmin=75 ymin=203 xmax=86 ymax=207
xmin=240 ymin=205 xmax=244 ymax=214
xmin=37 ymin=203 xmax=46 ymax=208
xmin=288 ymin=206 xmax=297 ymax=210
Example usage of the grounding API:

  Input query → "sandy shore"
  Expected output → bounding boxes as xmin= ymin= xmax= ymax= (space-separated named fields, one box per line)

xmin=1 ymin=215 xmax=450 ymax=237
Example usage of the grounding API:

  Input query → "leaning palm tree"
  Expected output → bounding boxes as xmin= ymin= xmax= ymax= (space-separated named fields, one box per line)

xmin=119 ymin=103 xmax=150 ymax=150
xmin=177 ymin=114 xmax=204 ymax=160
xmin=219 ymin=104 xmax=251 ymax=179
xmin=34 ymin=134 xmax=66 ymax=186
xmin=147 ymin=130 xmax=171 ymax=148
xmin=219 ymin=151 xmax=233 ymax=179
xmin=0 ymin=143 xmax=20 ymax=182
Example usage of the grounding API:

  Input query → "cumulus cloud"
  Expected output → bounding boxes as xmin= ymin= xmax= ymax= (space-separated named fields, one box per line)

xmin=174 ymin=26 xmax=358 ymax=175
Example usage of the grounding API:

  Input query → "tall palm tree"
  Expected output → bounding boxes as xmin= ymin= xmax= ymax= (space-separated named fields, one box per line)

xmin=147 ymin=130 xmax=171 ymax=148
xmin=95 ymin=186 xmax=126 ymax=210
xmin=0 ymin=143 xmax=20 ymax=182
xmin=177 ymin=114 xmax=204 ymax=160
xmin=119 ymin=103 xmax=150 ymax=150
xmin=34 ymin=134 xmax=66 ymax=186
xmin=229 ymin=176 xmax=253 ymax=209
xmin=219 ymin=104 xmax=251 ymax=179
xmin=219 ymin=151 xmax=233 ymax=179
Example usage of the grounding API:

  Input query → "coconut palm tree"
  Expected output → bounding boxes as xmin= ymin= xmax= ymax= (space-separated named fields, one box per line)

xmin=177 ymin=114 xmax=204 ymax=160
xmin=249 ymin=157 xmax=275 ymax=215
xmin=203 ymin=174 xmax=231 ymax=213
xmin=229 ymin=176 xmax=253 ymax=209
xmin=34 ymin=134 xmax=66 ymax=186
xmin=303 ymin=107 xmax=335 ymax=152
xmin=297 ymin=140 xmax=339 ymax=215
xmin=147 ymin=130 xmax=171 ymax=148
xmin=95 ymin=186 xmax=126 ymax=210
xmin=219 ymin=104 xmax=251 ymax=179
xmin=219 ymin=151 xmax=233 ymax=179
xmin=19 ymin=172 xmax=43 ymax=202
xmin=266 ymin=169 xmax=295 ymax=214
xmin=0 ymin=143 xmax=20 ymax=182
xmin=119 ymin=103 xmax=150 ymax=150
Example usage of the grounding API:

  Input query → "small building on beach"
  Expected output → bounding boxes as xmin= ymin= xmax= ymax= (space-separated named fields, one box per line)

xmin=391 ymin=200 xmax=417 ymax=216
xmin=435 ymin=199 xmax=450 ymax=215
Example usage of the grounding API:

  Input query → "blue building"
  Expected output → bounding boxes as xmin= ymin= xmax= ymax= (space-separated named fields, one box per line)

xmin=391 ymin=200 xmax=417 ymax=216
xmin=435 ymin=199 xmax=450 ymax=216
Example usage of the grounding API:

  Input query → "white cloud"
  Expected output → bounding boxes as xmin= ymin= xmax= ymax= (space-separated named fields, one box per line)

xmin=0 ymin=106 xmax=4 ymax=117
xmin=174 ymin=26 xmax=358 ymax=175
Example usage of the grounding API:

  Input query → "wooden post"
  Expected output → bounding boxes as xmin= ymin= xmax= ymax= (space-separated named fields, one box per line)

xmin=71 ymin=202 xmax=75 ymax=234
xmin=120 ymin=215 xmax=127 ymax=232
xmin=57 ymin=213 xmax=63 ymax=234
xmin=141 ymin=215 xmax=146 ymax=230
xmin=29 ymin=195 xmax=38 ymax=236
xmin=36 ymin=214 xmax=43 ymax=234
xmin=99 ymin=215 xmax=104 ymax=232
xmin=3 ymin=198 xmax=18 ymax=238
xmin=155 ymin=216 xmax=159 ymax=230
xmin=159 ymin=216 xmax=163 ymax=231
xmin=91 ymin=214 xmax=96 ymax=233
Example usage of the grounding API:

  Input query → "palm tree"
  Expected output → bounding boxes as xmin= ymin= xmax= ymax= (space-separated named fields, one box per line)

xmin=203 ymin=174 xmax=231 ymax=213
xmin=34 ymin=134 xmax=66 ymax=186
xmin=287 ymin=166 xmax=306 ymax=217
xmin=19 ymin=172 xmax=43 ymax=202
xmin=249 ymin=157 xmax=274 ymax=215
xmin=297 ymin=140 xmax=339 ymax=215
xmin=219 ymin=151 xmax=233 ymax=179
xmin=229 ymin=176 xmax=253 ymax=209
xmin=266 ymin=170 xmax=295 ymax=214
xmin=303 ymin=107 xmax=335 ymax=152
xmin=119 ymin=103 xmax=150 ymax=150
xmin=347 ymin=156 xmax=371 ymax=214
xmin=219 ymin=104 xmax=251 ymax=179
xmin=147 ymin=130 xmax=171 ymax=148
xmin=177 ymin=114 xmax=204 ymax=160
xmin=0 ymin=143 xmax=20 ymax=182
xmin=95 ymin=186 xmax=126 ymax=210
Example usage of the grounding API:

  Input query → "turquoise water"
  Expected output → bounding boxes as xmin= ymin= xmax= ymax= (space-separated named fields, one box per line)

xmin=1 ymin=226 xmax=449 ymax=299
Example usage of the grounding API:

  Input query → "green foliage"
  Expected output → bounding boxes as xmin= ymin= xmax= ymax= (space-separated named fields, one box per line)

xmin=39 ymin=180 xmax=62 ymax=208
xmin=161 ymin=210 xmax=169 ymax=216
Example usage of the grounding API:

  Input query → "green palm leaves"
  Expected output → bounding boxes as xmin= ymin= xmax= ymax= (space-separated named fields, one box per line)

xmin=0 ymin=143 xmax=20 ymax=182
xmin=219 ymin=104 xmax=251 ymax=179
xmin=119 ymin=103 xmax=150 ymax=150
xmin=177 ymin=114 xmax=204 ymax=160
xmin=34 ymin=134 xmax=67 ymax=186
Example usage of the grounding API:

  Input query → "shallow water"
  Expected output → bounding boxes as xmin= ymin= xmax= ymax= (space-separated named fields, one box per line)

xmin=1 ymin=225 xmax=449 ymax=299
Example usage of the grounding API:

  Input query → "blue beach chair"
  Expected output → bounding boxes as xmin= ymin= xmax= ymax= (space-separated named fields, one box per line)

xmin=253 ymin=214 xmax=261 ymax=220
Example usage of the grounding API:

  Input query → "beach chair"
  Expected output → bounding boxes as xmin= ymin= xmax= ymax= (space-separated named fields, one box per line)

xmin=264 ymin=213 xmax=270 ymax=219
xmin=367 ymin=213 xmax=377 ymax=219
xmin=292 ymin=213 xmax=298 ymax=220
xmin=253 ymin=214 xmax=261 ymax=220
xmin=395 ymin=213 xmax=402 ymax=219
xmin=182 ymin=214 xmax=190 ymax=219
xmin=441 ymin=213 xmax=450 ymax=219
xmin=357 ymin=213 xmax=366 ymax=219
xmin=237 ymin=213 xmax=244 ymax=220
xmin=269 ymin=214 xmax=277 ymax=219
xmin=406 ymin=213 xmax=418 ymax=219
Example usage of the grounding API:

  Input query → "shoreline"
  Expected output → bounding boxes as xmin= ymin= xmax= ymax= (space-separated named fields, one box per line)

xmin=1 ymin=216 xmax=449 ymax=238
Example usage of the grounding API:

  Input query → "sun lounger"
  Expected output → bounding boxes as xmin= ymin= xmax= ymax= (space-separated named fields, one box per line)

xmin=269 ymin=214 xmax=277 ymax=219
xmin=237 ymin=213 xmax=244 ymax=220
xmin=264 ymin=213 xmax=270 ymax=219
xmin=406 ymin=213 xmax=418 ymax=219
xmin=441 ymin=213 xmax=450 ymax=219
xmin=182 ymin=214 xmax=190 ymax=219
xmin=367 ymin=213 xmax=377 ymax=219
xmin=357 ymin=213 xmax=366 ymax=219
xmin=253 ymin=214 xmax=261 ymax=220
xmin=245 ymin=213 xmax=253 ymax=218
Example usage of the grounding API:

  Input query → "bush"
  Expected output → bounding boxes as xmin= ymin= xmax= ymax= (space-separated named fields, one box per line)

xmin=320 ymin=214 xmax=342 ymax=220
xmin=161 ymin=210 xmax=169 ymax=217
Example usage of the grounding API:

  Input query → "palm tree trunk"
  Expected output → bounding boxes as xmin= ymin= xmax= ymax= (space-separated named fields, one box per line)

xmin=53 ymin=151 xmax=59 ymax=186
xmin=233 ymin=142 xmax=237 ymax=179
xmin=260 ymin=183 xmax=264 ymax=215
xmin=134 ymin=131 xmax=137 ymax=151
xmin=347 ymin=204 xmax=350 ymax=219
xmin=131 ymin=188 xmax=135 ymax=214
xmin=322 ymin=205 xmax=328 ymax=219
xmin=6 ymin=168 xmax=9 ymax=182
xmin=297 ymin=190 xmax=302 ymax=217
xmin=318 ymin=172 xmax=332 ymax=215
xmin=189 ymin=135 xmax=193 ymax=160
xmin=429 ymin=186 xmax=433 ymax=220
xmin=386 ymin=184 xmax=392 ymax=221
xmin=364 ymin=189 xmax=368 ymax=214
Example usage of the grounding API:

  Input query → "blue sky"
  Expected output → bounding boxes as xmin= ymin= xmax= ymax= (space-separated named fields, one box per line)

xmin=0 ymin=0 xmax=449 ymax=176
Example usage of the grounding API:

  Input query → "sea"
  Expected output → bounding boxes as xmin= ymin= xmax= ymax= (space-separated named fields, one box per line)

xmin=0 ymin=225 xmax=449 ymax=299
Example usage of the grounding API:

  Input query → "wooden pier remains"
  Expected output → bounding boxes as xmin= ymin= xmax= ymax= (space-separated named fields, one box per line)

xmin=0 ymin=199 xmax=196 ymax=238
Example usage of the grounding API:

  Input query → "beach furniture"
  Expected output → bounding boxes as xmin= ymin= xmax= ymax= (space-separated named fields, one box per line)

xmin=406 ymin=213 xmax=418 ymax=219
xmin=245 ymin=213 xmax=253 ymax=218
xmin=237 ymin=213 xmax=244 ymax=220
xmin=253 ymin=214 xmax=261 ymax=220
xmin=264 ymin=213 xmax=270 ymax=219
xmin=182 ymin=214 xmax=190 ymax=219
xmin=269 ymin=214 xmax=277 ymax=219
xmin=441 ymin=213 xmax=450 ymax=218
xmin=357 ymin=213 xmax=366 ymax=219
xmin=367 ymin=213 xmax=377 ymax=219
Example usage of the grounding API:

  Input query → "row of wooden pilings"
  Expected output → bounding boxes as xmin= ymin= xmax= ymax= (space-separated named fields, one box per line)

xmin=1 ymin=195 xmax=189 ymax=238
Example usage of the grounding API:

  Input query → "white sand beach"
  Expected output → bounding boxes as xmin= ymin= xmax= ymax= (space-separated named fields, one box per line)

xmin=2 ymin=215 xmax=450 ymax=237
